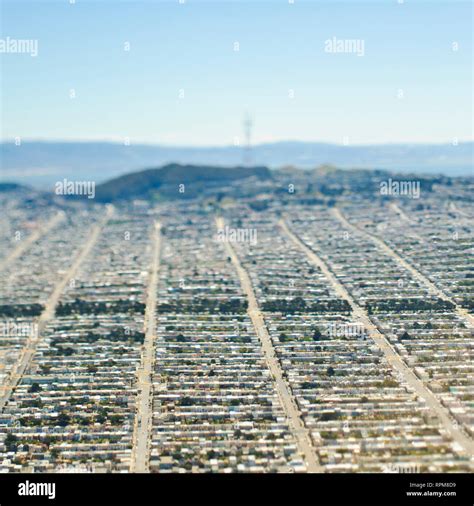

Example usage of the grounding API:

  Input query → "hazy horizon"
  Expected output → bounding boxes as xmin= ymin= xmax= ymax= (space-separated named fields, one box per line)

xmin=1 ymin=138 xmax=472 ymax=189
xmin=2 ymin=138 xmax=473 ymax=148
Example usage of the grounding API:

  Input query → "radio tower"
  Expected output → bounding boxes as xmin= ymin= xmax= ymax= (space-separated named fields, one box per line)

xmin=243 ymin=113 xmax=253 ymax=166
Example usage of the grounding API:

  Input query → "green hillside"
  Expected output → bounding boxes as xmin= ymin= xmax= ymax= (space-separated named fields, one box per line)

xmin=94 ymin=163 xmax=271 ymax=202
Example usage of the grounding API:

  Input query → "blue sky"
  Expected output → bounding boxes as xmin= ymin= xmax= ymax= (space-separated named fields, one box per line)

xmin=1 ymin=0 xmax=472 ymax=146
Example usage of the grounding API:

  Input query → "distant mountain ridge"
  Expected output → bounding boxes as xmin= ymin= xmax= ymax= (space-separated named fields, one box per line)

xmin=1 ymin=140 xmax=472 ymax=186
xmin=94 ymin=163 xmax=271 ymax=202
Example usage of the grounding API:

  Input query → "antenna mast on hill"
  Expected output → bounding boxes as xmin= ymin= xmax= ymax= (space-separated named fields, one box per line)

xmin=243 ymin=113 xmax=253 ymax=166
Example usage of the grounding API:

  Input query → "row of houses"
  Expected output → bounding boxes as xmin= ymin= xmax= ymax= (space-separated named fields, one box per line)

xmin=1 ymin=210 xmax=153 ymax=472
xmin=227 ymin=208 xmax=472 ymax=472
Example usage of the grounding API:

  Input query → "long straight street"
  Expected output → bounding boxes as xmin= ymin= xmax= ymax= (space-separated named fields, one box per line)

xmin=130 ymin=221 xmax=161 ymax=473
xmin=0 ymin=206 xmax=114 ymax=412
xmin=216 ymin=216 xmax=323 ymax=473
xmin=280 ymin=217 xmax=474 ymax=457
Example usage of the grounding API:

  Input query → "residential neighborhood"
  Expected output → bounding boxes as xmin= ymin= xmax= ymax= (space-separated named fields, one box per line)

xmin=0 ymin=169 xmax=473 ymax=474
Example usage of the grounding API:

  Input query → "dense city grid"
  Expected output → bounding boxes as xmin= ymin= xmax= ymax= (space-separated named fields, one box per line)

xmin=0 ymin=171 xmax=473 ymax=473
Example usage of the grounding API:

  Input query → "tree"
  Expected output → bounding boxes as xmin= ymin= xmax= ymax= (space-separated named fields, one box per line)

xmin=319 ymin=411 xmax=339 ymax=421
xmin=28 ymin=382 xmax=42 ymax=393
xmin=326 ymin=366 xmax=335 ymax=377
xmin=312 ymin=327 xmax=322 ymax=341
xmin=5 ymin=433 xmax=18 ymax=451
xmin=179 ymin=397 xmax=193 ymax=406
xmin=57 ymin=412 xmax=71 ymax=427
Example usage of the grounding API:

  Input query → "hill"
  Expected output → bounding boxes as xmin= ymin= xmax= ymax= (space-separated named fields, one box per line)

xmin=94 ymin=163 xmax=271 ymax=202
xmin=0 ymin=182 xmax=29 ymax=192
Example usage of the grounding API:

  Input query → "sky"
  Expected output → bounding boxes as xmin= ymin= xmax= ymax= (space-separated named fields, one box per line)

xmin=0 ymin=0 xmax=472 ymax=146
